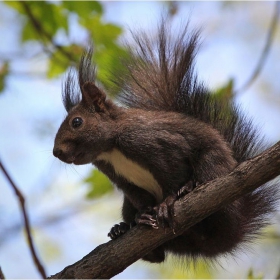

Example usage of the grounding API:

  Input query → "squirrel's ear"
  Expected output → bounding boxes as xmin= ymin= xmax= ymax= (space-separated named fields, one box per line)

xmin=82 ymin=82 xmax=107 ymax=112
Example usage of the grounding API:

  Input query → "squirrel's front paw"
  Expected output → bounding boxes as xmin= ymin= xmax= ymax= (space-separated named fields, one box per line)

xmin=108 ymin=222 xmax=131 ymax=240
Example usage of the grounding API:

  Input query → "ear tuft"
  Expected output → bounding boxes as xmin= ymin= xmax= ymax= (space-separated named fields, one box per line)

xmin=82 ymin=82 xmax=107 ymax=112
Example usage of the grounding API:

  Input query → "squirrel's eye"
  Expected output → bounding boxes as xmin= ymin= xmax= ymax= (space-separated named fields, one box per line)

xmin=72 ymin=117 xmax=83 ymax=128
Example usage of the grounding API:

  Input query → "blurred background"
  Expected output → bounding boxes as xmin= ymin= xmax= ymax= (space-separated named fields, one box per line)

xmin=0 ymin=1 xmax=280 ymax=278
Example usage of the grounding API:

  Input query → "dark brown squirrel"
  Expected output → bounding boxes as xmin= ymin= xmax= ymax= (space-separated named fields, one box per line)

xmin=53 ymin=21 xmax=278 ymax=263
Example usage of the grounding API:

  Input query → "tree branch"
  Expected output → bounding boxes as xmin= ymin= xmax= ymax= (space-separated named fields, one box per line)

xmin=0 ymin=159 xmax=46 ymax=279
xmin=19 ymin=2 xmax=77 ymax=65
xmin=48 ymin=140 xmax=280 ymax=279
xmin=0 ymin=266 xmax=5 ymax=279
xmin=236 ymin=1 xmax=280 ymax=94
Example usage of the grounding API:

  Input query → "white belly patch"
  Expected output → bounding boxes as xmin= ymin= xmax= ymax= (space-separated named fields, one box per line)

xmin=96 ymin=149 xmax=163 ymax=202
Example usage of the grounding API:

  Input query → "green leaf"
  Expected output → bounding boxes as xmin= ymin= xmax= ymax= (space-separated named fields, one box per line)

xmin=22 ymin=19 xmax=40 ymax=42
xmin=27 ymin=2 xmax=67 ymax=36
xmin=9 ymin=1 xmax=68 ymax=43
xmin=4 ymin=1 xmax=24 ymax=13
xmin=47 ymin=44 xmax=83 ymax=78
xmin=47 ymin=50 xmax=68 ymax=78
xmin=79 ymin=15 xmax=122 ymax=49
xmin=0 ymin=62 xmax=9 ymax=93
xmin=84 ymin=169 xmax=113 ymax=199
xmin=247 ymin=268 xmax=263 ymax=279
xmin=93 ymin=46 xmax=130 ymax=94
xmin=62 ymin=1 xmax=103 ymax=18
xmin=214 ymin=78 xmax=234 ymax=102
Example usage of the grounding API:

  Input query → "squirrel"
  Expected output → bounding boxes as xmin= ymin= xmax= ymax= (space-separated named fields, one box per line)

xmin=53 ymin=20 xmax=278 ymax=264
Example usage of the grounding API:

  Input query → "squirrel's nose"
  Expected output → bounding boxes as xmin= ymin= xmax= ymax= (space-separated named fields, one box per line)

xmin=53 ymin=147 xmax=63 ymax=158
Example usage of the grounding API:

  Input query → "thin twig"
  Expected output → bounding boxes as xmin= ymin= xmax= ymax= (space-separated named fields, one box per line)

xmin=236 ymin=1 xmax=280 ymax=94
xmin=19 ymin=1 xmax=77 ymax=65
xmin=0 ymin=267 xmax=5 ymax=279
xmin=0 ymin=159 xmax=46 ymax=278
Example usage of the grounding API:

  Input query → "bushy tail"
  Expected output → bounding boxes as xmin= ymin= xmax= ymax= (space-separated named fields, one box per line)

xmin=115 ymin=19 xmax=279 ymax=243
xmin=116 ymin=20 xmax=266 ymax=163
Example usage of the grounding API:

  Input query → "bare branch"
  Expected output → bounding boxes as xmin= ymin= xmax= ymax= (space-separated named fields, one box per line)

xmin=276 ymin=268 xmax=280 ymax=279
xmin=0 ymin=266 xmax=5 ymax=279
xmin=236 ymin=1 xmax=280 ymax=94
xmin=0 ymin=159 xmax=46 ymax=279
xmin=48 ymin=140 xmax=280 ymax=279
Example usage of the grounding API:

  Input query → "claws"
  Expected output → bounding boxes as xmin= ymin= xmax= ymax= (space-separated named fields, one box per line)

xmin=135 ymin=195 xmax=177 ymax=231
xmin=121 ymin=181 xmax=197 ymax=234
xmin=140 ymin=213 xmax=157 ymax=222
xmin=136 ymin=211 xmax=159 ymax=229
xmin=156 ymin=195 xmax=177 ymax=229
xmin=137 ymin=218 xmax=159 ymax=229
xmin=108 ymin=222 xmax=131 ymax=240
xmin=177 ymin=181 xmax=197 ymax=199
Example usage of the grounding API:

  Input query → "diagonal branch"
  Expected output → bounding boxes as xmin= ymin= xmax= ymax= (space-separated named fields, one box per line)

xmin=0 ymin=159 xmax=47 ymax=279
xmin=48 ymin=140 xmax=280 ymax=279
xmin=236 ymin=1 xmax=280 ymax=94
xmin=0 ymin=266 xmax=5 ymax=279
xmin=19 ymin=1 xmax=77 ymax=65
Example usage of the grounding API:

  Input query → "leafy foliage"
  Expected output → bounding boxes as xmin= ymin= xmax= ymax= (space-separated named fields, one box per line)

xmin=84 ymin=169 xmax=113 ymax=199
xmin=6 ymin=1 xmax=68 ymax=42
xmin=62 ymin=1 xmax=103 ymax=17
xmin=3 ymin=1 xmax=129 ymax=93
xmin=47 ymin=44 xmax=83 ymax=78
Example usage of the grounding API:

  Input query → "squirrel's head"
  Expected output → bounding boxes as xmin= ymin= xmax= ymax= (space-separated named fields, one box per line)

xmin=53 ymin=49 xmax=120 ymax=165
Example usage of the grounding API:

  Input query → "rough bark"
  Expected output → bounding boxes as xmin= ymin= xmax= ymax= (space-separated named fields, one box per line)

xmin=48 ymin=141 xmax=280 ymax=279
